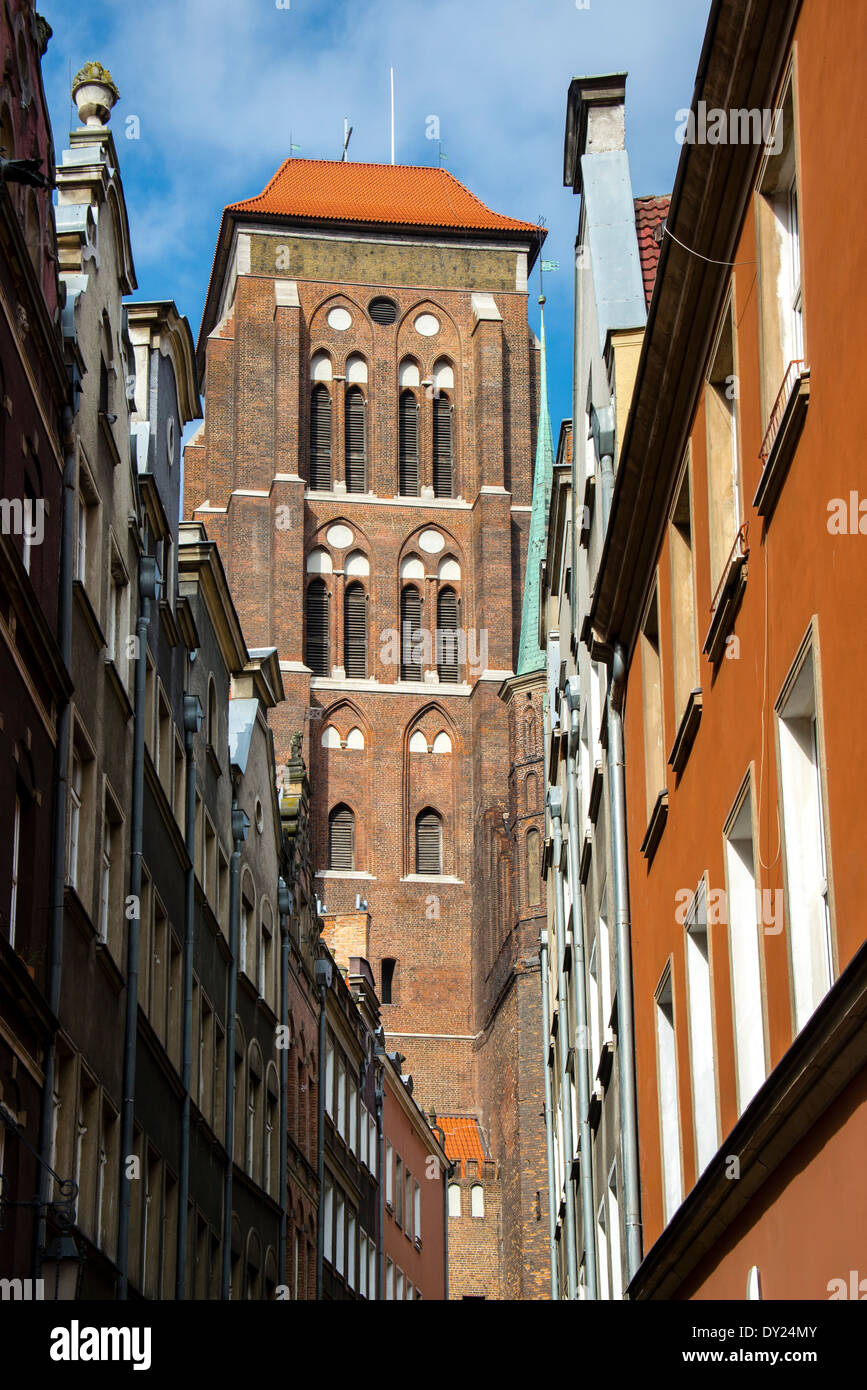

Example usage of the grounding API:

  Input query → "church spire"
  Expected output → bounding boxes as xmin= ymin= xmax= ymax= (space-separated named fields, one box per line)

xmin=516 ymin=297 xmax=555 ymax=676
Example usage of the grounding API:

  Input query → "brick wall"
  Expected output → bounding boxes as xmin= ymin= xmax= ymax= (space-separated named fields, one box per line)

xmin=184 ymin=212 xmax=548 ymax=1297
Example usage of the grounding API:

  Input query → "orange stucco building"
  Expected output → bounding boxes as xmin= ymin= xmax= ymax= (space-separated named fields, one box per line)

xmin=590 ymin=0 xmax=867 ymax=1298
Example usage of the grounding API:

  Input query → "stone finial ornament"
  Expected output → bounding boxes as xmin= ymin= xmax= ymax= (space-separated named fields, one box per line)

xmin=71 ymin=61 xmax=120 ymax=127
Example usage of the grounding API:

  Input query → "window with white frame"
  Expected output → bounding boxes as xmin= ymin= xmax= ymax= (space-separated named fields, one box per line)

xmin=413 ymin=1179 xmax=421 ymax=1243
xmin=777 ymin=639 xmax=833 ymax=1033
xmin=385 ymin=1141 xmax=393 ymax=1206
xmin=724 ymin=783 xmax=767 ymax=1113
xmin=336 ymin=1055 xmax=346 ymax=1140
xmin=335 ymin=1191 xmax=345 ymax=1276
xmin=655 ymin=964 xmax=682 ymax=1224
xmin=325 ymin=1035 xmax=334 ymax=1117
xmin=757 ymin=79 xmax=804 ymax=417
xmin=685 ymin=880 xmax=718 ymax=1174
xmin=705 ymin=296 xmax=741 ymax=597
xmin=607 ymin=1162 xmax=623 ymax=1300
xmin=68 ymin=750 xmax=82 ymax=890
xmin=470 ymin=1183 xmax=484 ymax=1218
xmin=596 ymin=1196 xmax=610 ymax=1302
xmin=448 ymin=1182 xmax=461 ymax=1218
xmin=323 ymin=1178 xmax=333 ymax=1263
xmin=385 ymin=1258 xmax=394 ymax=1300
xmin=348 ymin=1078 xmax=357 ymax=1153
xmin=347 ymin=1210 xmax=356 ymax=1290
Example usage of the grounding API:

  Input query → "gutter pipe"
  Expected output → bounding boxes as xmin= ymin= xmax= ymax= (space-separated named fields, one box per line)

xmin=117 ymin=553 xmax=159 ymax=1298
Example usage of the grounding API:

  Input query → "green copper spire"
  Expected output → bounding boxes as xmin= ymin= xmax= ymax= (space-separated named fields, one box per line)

xmin=516 ymin=302 xmax=555 ymax=676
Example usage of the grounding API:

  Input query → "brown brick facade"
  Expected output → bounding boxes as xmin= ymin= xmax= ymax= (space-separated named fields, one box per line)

xmin=185 ymin=199 xmax=548 ymax=1297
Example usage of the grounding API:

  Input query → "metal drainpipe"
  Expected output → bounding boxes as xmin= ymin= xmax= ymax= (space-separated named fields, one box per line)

xmin=277 ymin=877 xmax=293 ymax=1291
xmin=374 ymin=1043 xmax=385 ymax=1300
xmin=221 ymin=798 xmax=249 ymax=1300
xmin=442 ymin=1158 xmax=451 ymax=1302
xmin=117 ymin=554 xmax=159 ymax=1299
xmin=547 ymin=787 xmax=579 ymax=1297
xmin=314 ymin=957 xmax=331 ymax=1300
xmin=564 ymin=675 xmax=598 ymax=1298
xmin=176 ymin=690 xmax=202 ymax=1298
xmin=33 ymin=403 xmax=75 ymax=1280
xmin=538 ymin=931 xmax=559 ymax=1300
xmin=594 ymin=401 xmax=643 ymax=1283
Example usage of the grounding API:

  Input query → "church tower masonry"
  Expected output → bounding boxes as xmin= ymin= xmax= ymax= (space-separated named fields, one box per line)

xmin=184 ymin=158 xmax=548 ymax=1296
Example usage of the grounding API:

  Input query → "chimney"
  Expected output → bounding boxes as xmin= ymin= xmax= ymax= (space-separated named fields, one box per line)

xmin=563 ymin=73 xmax=628 ymax=194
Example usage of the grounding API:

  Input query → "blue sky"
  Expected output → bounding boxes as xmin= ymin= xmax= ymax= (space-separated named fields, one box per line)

xmin=41 ymin=0 xmax=709 ymax=437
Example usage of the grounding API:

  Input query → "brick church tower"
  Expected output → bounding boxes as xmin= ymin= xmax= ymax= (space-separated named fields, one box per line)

xmin=184 ymin=158 xmax=548 ymax=1297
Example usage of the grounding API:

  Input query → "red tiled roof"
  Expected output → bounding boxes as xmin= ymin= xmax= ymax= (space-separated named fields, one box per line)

xmin=437 ymin=1115 xmax=487 ymax=1176
xmin=227 ymin=158 xmax=541 ymax=236
xmin=634 ymin=195 xmax=671 ymax=309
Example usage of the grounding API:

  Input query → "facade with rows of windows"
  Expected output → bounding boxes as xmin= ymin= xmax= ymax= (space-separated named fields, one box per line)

xmin=569 ymin=0 xmax=867 ymax=1300
xmin=184 ymin=158 xmax=552 ymax=1296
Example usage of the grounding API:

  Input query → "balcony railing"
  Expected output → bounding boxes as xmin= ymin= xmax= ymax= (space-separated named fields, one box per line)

xmin=760 ymin=358 xmax=806 ymax=463
xmin=709 ymin=522 xmax=749 ymax=616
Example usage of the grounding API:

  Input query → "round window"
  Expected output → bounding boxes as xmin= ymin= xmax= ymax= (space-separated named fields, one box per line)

xmin=327 ymin=307 xmax=352 ymax=331
xmin=414 ymin=312 xmax=440 ymax=337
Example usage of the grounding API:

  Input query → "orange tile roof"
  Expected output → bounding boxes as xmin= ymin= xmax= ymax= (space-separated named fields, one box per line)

xmin=437 ymin=1114 xmax=488 ymax=1176
xmin=634 ymin=195 xmax=671 ymax=310
xmin=227 ymin=158 xmax=541 ymax=237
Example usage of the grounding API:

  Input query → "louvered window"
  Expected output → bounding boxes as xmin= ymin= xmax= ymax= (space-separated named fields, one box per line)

xmin=400 ymin=586 xmax=423 ymax=681
xmin=309 ymin=385 xmax=332 ymax=491
xmin=369 ymin=297 xmax=397 ymax=325
xmin=437 ymin=587 xmax=459 ymax=683
xmin=399 ymin=390 xmax=419 ymax=497
xmin=345 ymin=388 xmax=366 ymax=493
xmin=415 ymin=809 xmax=442 ymax=875
xmin=433 ymin=395 xmax=453 ymax=498
xmin=329 ymin=805 xmax=355 ymax=870
xmin=305 ymin=579 xmax=330 ymax=676
xmin=344 ymin=582 xmax=367 ymax=678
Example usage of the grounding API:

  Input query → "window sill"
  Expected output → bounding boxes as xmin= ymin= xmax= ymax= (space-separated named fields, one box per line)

xmin=579 ymin=828 xmax=592 ymax=885
xmin=98 ymin=410 xmax=122 ymax=467
xmin=315 ymin=870 xmax=376 ymax=880
xmin=104 ymin=654 xmax=134 ymax=723
xmin=588 ymin=760 xmax=604 ymax=823
xmin=596 ymin=1035 xmax=615 ymax=1090
xmin=668 ymin=688 xmax=702 ymax=776
xmin=754 ymin=366 xmax=810 ymax=520
xmin=73 ymin=577 xmax=107 ymax=649
xmin=703 ymin=549 xmax=748 ymax=665
xmin=400 ymin=874 xmax=463 ymax=885
xmin=639 ymin=788 xmax=668 ymax=863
